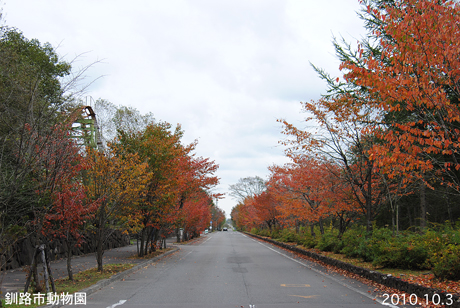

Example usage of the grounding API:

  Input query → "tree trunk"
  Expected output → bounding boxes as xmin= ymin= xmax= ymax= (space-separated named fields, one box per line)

xmin=96 ymin=206 xmax=106 ymax=271
xmin=391 ymin=205 xmax=396 ymax=237
xmin=66 ymin=240 xmax=73 ymax=281
xmin=24 ymin=246 xmax=38 ymax=293
xmin=366 ymin=168 xmax=373 ymax=233
xmin=408 ymin=206 xmax=413 ymax=228
xmin=310 ymin=223 xmax=316 ymax=237
xmin=139 ymin=228 xmax=146 ymax=257
xmin=96 ymin=239 xmax=104 ymax=272
xmin=445 ymin=187 xmax=455 ymax=228
xmin=150 ymin=228 xmax=159 ymax=253
xmin=175 ymin=227 xmax=181 ymax=243
xmin=420 ymin=182 xmax=427 ymax=230
xmin=318 ymin=219 xmax=324 ymax=235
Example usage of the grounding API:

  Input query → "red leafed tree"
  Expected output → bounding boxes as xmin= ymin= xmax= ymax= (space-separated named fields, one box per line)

xmin=231 ymin=198 xmax=258 ymax=231
xmin=342 ymin=0 xmax=460 ymax=190
xmin=268 ymin=156 xmax=361 ymax=236
xmin=28 ymin=118 xmax=98 ymax=281
xmin=211 ymin=204 xmax=226 ymax=231
xmin=174 ymin=154 xmax=220 ymax=241
xmin=251 ymin=191 xmax=279 ymax=231
xmin=44 ymin=181 xmax=98 ymax=281
xmin=181 ymin=190 xmax=212 ymax=240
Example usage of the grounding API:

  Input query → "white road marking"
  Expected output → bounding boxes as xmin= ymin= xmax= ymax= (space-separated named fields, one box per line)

xmin=106 ymin=299 xmax=126 ymax=308
xmin=181 ymin=250 xmax=193 ymax=259
xmin=200 ymin=235 xmax=213 ymax=245
xmin=241 ymin=233 xmax=398 ymax=308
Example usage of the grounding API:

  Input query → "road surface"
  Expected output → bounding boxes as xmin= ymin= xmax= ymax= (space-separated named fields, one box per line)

xmin=76 ymin=231 xmax=394 ymax=308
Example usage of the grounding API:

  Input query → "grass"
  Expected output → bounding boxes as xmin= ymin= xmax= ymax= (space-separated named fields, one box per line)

xmin=2 ymin=263 xmax=134 ymax=308
xmin=127 ymin=247 xmax=173 ymax=259
xmin=318 ymin=250 xmax=428 ymax=277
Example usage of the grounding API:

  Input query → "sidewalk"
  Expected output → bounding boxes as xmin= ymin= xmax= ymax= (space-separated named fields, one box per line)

xmin=1 ymin=237 xmax=178 ymax=295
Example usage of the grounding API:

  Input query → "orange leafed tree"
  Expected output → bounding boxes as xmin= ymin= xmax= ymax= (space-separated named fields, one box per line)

xmin=342 ymin=0 xmax=460 ymax=190
xmin=251 ymin=191 xmax=279 ymax=231
xmin=180 ymin=189 xmax=213 ymax=240
xmin=84 ymin=146 xmax=149 ymax=271
xmin=279 ymin=0 xmax=460 ymax=231
xmin=174 ymin=154 xmax=220 ymax=241
xmin=231 ymin=198 xmax=258 ymax=231
xmin=268 ymin=156 xmax=360 ymax=235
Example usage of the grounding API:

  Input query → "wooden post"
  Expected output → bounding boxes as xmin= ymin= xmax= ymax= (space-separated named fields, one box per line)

xmin=45 ymin=245 xmax=56 ymax=292
xmin=24 ymin=247 xmax=38 ymax=293
xmin=39 ymin=245 xmax=50 ymax=293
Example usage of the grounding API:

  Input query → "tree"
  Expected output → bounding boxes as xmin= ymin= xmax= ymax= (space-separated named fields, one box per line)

xmin=251 ymin=191 xmax=279 ymax=231
xmin=279 ymin=98 xmax=387 ymax=233
xmin=344 ymin=0 xmax=460 ymax=194
xmin=211 ymin=204 xmax=226 ymax=232
xmin=268 ymin=156 xmax=360 ymax=235
xmin=180 ymin=190 xmax=213 ymax=240
xmin=0 ymin=27 xmax=72 ymax=274
xmin=229 ymin=176 xmax=266 ymax=203
xmin=279 ymin=0 xmax=460 ymax=231
xmin=115 ymin=122 xmax=192 ymax=257
xmin=84 ymin=146 xmax=149 ymax=271
xmin=42 ymin=141 xmax=97 ymax=281
xmin=230 ymin=199 xmax=258 ymax=231
xmin=174 ymin=154 xmax=220 ymax=241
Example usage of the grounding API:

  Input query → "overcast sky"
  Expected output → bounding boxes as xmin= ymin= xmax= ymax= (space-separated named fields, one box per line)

xmin=3 ymin=0 xmax=365 ymax=218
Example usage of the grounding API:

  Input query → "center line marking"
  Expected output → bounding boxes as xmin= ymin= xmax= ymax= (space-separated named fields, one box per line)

xmin=106 ymin=299 xmax=126 ymax=308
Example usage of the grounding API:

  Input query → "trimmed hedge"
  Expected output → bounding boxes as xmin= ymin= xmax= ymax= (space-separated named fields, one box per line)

xmin=250 ymin=225 xmax=460 ymax=281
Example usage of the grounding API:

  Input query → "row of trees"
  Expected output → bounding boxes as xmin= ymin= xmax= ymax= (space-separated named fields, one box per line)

xmin=232 ymin=0 xmax=460 ymax=235
xmin=0 ymin=17 xmax=223 ymax=291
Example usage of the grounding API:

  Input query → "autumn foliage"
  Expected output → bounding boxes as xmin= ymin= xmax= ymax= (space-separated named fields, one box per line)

xmin=232 ymin=1 xmax=460 ymax=271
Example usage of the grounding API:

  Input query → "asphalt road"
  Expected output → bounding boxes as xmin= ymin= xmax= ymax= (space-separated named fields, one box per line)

xmin=77 ymin=231 xmax=394 ymax=308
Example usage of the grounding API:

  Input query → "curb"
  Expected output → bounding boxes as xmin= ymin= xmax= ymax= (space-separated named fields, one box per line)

xmin=245 ymin=232 xmax=460 ymax=308
xmin=41 ymin=246 xmax=180 ymax=308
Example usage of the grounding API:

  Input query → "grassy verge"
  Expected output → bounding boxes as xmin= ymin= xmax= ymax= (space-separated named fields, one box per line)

xmin=127 ymin=247 xmax=173 ymax=259
xmin=2 ymin=263 xmax=135 ymax=308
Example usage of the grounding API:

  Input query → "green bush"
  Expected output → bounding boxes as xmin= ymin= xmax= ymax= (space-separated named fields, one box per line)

xmin=278 ymin=228 xmax=298 ymax=243
xmin=372 ymin=234 xmax=429 ymax=270
xmin=257 ymin=223 xmax=460 ymax=279
xmin=259 ymin=228 xmax=271 ymax=237
xmin=316 ymin=233 xmax=343 ymax=252
xmin=270 ymin=228 xmax=280 ymax=239
xmin=299 ymin=232 xmax=318 ymax=248
xmin=431 ymin=244 xmax=460 ymax=280
xmin=340 ymin=226 xmax=367 ymax=258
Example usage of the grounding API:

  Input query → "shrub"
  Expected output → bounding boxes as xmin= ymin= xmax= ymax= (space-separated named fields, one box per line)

xmin=316 ymin=233 xmax=343 ymax=252
xmin=258 ymin=228 xmax=271 ymax=237
xmin=299 ymin=232 xmax=318 ymax=248
xmin=372 ymin=235 xmax=429 ymax=270
xmin=340 ymin=226 xmax=367 ymax=258
xmin=279 ymin=228 xmax=298 ymax=243
xmin=431 ymin=244 xmax=460 ymax=281
xmin=270 ymin=228 xmax=280 ymax=239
